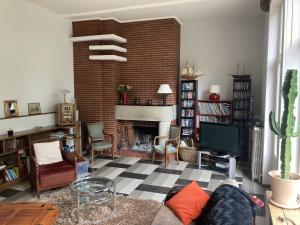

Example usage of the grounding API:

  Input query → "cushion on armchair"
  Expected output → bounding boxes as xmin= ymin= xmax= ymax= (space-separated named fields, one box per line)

xmin=154 ymin=144 xmax=176 ymax=154
xmin=33 ymin=141 xmax=63 ymax=165
xmin=92 ymin=141 xmax=113 ymax=151
xmin=88 ymin=122 xmax=104 ymax=140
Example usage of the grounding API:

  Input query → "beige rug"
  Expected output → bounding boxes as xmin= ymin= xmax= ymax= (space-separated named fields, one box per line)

xmin=41 ymin=188 xmax=162 ymax=225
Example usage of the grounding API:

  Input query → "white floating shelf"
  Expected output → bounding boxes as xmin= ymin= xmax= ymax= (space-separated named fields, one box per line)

xmin=89 ymin=55 xmax=127 ymax=62
xmin=69 ymin=34 xmax=127 ymax=43
xmin=89 ymin=45 xmax=127 ymax=53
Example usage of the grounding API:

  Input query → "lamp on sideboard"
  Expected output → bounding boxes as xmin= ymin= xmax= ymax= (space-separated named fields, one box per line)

xmin=209 ymin=85 xmax=221 ymax=101
xmin=157 ymin=84 xmax=173 ymax=105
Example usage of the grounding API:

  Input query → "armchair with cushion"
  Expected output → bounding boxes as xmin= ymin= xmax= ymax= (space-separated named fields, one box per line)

xmin=152 ymin=125 xmax=181 ymax=167
xmin=87 ymin=122 xmax=114 ymax=164
xmin=30 ymin=139 xmax=77 ymax=198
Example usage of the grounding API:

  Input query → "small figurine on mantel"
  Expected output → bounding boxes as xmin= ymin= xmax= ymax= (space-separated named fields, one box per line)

xmin=180 ymin=60 xmax=204 ymax=79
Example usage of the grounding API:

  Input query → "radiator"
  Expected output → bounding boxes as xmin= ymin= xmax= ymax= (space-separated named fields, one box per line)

xmin=251 ymin=126 xmax=264 ymax=182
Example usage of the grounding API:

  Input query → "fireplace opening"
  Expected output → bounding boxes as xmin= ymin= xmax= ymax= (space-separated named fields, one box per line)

xmin=132 ymin=125 xmax=158 ymax=152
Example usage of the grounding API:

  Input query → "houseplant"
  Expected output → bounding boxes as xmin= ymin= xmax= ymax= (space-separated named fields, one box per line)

xmin=269 ymin=69 xmax=300 ymax=209
xmin=117 ymin=84 xmax=132 ymax=104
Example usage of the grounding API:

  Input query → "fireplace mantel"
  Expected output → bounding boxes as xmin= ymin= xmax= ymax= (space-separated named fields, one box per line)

xmin=115 ymin=105 xmax=177 ymax=122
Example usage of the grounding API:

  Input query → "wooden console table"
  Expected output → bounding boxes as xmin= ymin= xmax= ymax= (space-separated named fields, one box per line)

xmin=0 ymin=202 xmax=59 ymax=225
xmin=265 ymin=191 xmax=300 ymax=225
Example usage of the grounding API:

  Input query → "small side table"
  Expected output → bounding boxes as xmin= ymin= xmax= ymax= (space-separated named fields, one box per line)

xmin=265 ymin=191 xmax=300 ymax=225
xmin=198 ymin=151 xmax=236 ymax=179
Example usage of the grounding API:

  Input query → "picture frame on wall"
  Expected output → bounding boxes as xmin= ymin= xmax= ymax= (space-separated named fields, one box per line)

xmin=4 ymin=100 xmax=19 ymax=118
xmin=28 ymin=103 xmax=41 ymax=115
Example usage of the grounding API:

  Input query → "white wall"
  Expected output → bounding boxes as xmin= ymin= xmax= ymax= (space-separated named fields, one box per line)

xmin=0 ymin=0 xmax=73 ymax=135
xmin=181 ymin=18 xmax=265 ymax=116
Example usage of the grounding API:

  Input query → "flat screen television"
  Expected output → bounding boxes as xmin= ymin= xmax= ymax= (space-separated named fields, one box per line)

xmin=199 ymin=122 xmax=239 ymax=156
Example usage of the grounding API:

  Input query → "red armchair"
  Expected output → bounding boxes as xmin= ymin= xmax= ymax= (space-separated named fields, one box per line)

xmin=30 ymin=139 xmax=77 ymax=198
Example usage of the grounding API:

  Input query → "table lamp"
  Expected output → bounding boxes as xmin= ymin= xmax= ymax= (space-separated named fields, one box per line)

xmin=157 ymin=84 xmax=173 ymax=105
xmin=209 ymin=85 xmax=220 ymax=101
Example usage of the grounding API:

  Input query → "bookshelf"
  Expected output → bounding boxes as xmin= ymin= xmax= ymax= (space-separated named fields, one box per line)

xmin=232 ymin=75 xmax=252 ymax=125
xmin=180 ymin=80 xmax=198 ymax=140
xmin=197 ymin=100 xmax=232 ymax=124
xmin=232 ymin=75 xmax=252 ymax=163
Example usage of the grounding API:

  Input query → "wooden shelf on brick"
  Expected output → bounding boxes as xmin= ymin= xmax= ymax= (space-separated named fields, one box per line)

xmin=89 ymin=45 xmax=127 ymax=53
xmin=69 ymin=34 xmax=127 ymax=43
xmin=89 ymin=55 xmax=127 ymax=62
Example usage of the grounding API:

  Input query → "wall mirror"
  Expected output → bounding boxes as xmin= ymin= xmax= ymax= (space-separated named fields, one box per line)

xmin=4 ymin=100 xmax=19 ymax=118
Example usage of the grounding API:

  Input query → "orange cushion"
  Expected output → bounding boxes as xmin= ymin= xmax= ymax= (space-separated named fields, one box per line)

xmin=166 ymin=181 xmax=210 ymax=225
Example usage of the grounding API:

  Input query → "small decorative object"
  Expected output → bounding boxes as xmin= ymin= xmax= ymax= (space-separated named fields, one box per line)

xmin=134 ymin=97 xmax=140 ymax=105
xmin=146 ymin=100 xmax=152 ymax=105
xmin=269 ymin=69 xmax=300 ymax=209
xmin=4 ymin=100 xmax=19 ymax=118
xmin=56 ymin=89 xmax=76 ymax=126
xmin=117 ymin=84 xmax=132 ymax=105
xmin=28 ymin=103 xmax=41 ymax=115
xmin=181 ymin=60 xmax=205 ymax=79
xmin=209 ymin=85 xmax=221 ymax=101
xmin=157 ymin=84 xmax=173 ymax=105
xmin=7 ymin=129 xmax=14 ymax=137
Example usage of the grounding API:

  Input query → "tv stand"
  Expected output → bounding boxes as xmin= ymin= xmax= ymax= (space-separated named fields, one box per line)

xmin=198 ymin=151 xmax=236 ymax=179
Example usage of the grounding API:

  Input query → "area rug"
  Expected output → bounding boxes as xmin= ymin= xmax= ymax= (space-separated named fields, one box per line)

xmin=41 ymin=188 xmax=162 ymax=225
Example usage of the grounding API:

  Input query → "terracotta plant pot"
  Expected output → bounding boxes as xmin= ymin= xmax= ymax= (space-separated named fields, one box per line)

xmin=269 ymin=170 xmax=300 ymax=209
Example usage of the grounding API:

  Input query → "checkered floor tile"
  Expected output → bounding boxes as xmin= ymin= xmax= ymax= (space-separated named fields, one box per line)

xmin=0 ymin=156 xmax=268 ymax=224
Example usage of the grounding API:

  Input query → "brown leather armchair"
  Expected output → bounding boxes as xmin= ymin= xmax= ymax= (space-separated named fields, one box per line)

xmin=30 ymin=139 xmax=77 ymax=198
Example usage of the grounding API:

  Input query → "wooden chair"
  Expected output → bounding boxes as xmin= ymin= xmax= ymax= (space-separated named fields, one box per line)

xmin=152 ymin=125 xmax=181 ymax=167
xmin=30 ymin=139 xmax=77 ymax=198
xmin=87 ymin=122 xmax=114 ymax=165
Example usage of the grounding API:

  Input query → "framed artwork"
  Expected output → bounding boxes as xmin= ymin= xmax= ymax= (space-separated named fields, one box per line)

xmin=28 ymin=103 xmax=41 ymax=115
xmin=4 ymin=100 xmax=19 ymax=118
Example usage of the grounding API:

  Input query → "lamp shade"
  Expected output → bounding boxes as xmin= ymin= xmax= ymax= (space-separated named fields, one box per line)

xmin=210 ymin=85 xmax=220 ymax=94
xmin=157 ymin=84 xmax=173 ymax=94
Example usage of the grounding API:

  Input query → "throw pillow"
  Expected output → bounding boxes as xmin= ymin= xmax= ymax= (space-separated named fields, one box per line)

xmin=33 ymin=141 xmax=63 ymax=165
xmin=166 ymin=181 xmax=210 ymax=225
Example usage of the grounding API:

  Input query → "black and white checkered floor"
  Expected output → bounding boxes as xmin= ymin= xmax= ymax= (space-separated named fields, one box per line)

xmin=0 ymin=156 xmax=267 ymax=224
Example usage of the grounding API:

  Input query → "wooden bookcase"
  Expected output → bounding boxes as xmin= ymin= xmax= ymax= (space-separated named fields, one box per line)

xmin=180 ymin=80 xmax=198 ymax=140
xmin=0 ymin=123 xmax=82 ymax=190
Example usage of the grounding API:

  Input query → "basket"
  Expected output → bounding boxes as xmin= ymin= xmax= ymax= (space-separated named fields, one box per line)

xmin=179 ymin=147 xmax=197 ymax=162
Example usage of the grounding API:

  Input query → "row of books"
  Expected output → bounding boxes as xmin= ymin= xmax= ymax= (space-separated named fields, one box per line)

xmin=182 ymin=100 xmax=195 ymax=108
xmin=233 ymin=81 xmax=251 ymax=91
xmin=181 ymin=109 xmax=194 ymax=117
xmin=233 ymin=91 xmax=251 ymax=99
xmin=181 ymin=91 xmax=195 ymax=99
xmin=233 ymin=100 xmax=250 ymax=109
xmin=199 ymin=116 xmax=231 ymax=124
xmin=181 ymin=119 xmax=194 ymax=127
xmin=198 ymin=102 xmax=231 ymax=115
xmin=233 ymin=111 xmax=250 ymax=120
xmin=6 ymin=167 xmax=19 ymax=181
xmin=181 ymin=82 xmax=194 ymax=91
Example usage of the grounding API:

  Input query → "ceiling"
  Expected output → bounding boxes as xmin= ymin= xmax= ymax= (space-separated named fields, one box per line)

xmin=27 ymin=0 xmax=264 ymax=23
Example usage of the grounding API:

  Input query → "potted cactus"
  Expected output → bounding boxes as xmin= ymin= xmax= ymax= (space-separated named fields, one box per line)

xmin=269 ymin=69 xmax=300 ymax=209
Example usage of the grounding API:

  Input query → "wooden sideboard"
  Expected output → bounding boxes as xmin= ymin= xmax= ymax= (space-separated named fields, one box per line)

xmin=0 ymin=123 xmax=82 ymax=190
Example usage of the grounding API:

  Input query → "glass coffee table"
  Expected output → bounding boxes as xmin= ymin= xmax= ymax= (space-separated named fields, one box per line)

xmin=70 ymin=177 xmax=116 ymax=224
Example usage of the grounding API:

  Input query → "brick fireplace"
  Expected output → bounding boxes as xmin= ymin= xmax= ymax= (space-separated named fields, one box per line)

xmin=72 ymin=18 xmax=180 ymax=159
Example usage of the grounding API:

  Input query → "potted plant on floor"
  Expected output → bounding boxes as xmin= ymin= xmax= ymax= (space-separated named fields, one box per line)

xmin=269 ymin=69 xmax=300 ymax=209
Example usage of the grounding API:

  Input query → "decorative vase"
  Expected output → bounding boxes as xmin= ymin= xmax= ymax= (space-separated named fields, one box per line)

xmin=269 ymin=170 xmax=300 ymax=209
xmin=122 ymin=93 xmax=128 ymax=105
xmin=209 ymin=93 xmax=220 ymax=101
